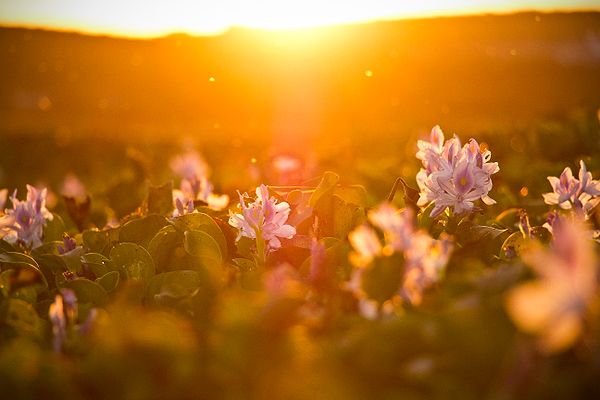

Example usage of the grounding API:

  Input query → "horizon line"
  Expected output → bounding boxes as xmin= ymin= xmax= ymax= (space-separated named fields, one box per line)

xmin=0 ymin=8 xmax=598 ymax=40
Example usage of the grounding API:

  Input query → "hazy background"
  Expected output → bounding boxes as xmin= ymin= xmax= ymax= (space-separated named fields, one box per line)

xmin=0 ymin=11 xmax=600 ymax=206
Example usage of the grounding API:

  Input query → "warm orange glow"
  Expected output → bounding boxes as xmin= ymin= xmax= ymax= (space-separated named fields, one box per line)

xmin=0 ymin=0 xmax=598 ymax=37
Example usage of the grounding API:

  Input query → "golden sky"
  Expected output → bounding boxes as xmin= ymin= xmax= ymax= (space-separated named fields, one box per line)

xmin=0 ymin=0 xmax=598 ymax=37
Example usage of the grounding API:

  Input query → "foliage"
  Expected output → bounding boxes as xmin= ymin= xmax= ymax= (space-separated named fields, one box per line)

xmin=1 ymin=116 xmax=600 ymax=400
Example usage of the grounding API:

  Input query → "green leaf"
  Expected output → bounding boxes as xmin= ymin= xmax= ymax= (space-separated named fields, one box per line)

xmin=314 ymin=193 xmax=366 ymax=239
xmin=61 ymin=278 xmax=109 ymax=306
xmin=109 ymin=243 xmax=155 ymax=284
xmin=286 ymin=189 xmax=304 ymax=205
xmin=0 ymin=240 xmax=16 ymax=254
xmin=43 ymin=213 xmax=66 ymax=243
xmin=96 ymin=271 xmax=120 ymax=293
xmin=34 ymin=254 xmax=67 ymax=290
xmin=0 ymin=252 xmax=41 ymax=269
xmin=309 ymin=171 xmax=340 ymax=208
xmin=183 ymin=230 xmax=223 ymax=269
xmin=82 ymin=227 xmax=120 ymax=254
xmin=147 ymin=225 xmax=187 ymax=273
xmin=333 ymin=185 xmax=368 ymax=207
xmin=81 ymin=252 xmax=117 ymax=278
xmin=119 ymin=214 xmax=168 ymax=248
xmin=147 ymin=181 xmax=174 ymax=216
xmin=361 ymin=254 xmax=405 ymax=304
xmin=417 ymin=202 xmax=437 ymax=231
xmin=145 ymin=270 xmax=216 ymax=320
xmin=231 ymin=257 xmax=256 ymax=272
xmin=499 ymin=231 xmax=540 ymax=260
xmin=173 ymin=213 xmax=228 ymax=258
xmin=146 ymin=270 xmax=203 ymax=306
xmin=0 ymin=299 xmax=41 ymax=338
xmin=59 ymin=246 xmax=85 ymax=274
xmin=332 ymin=195 xmax=365 ymax=238
xmin=456 ymin=220 xmax=510 ymax=245
xmin=0 ymin=252 xmax=47 ymax=293
xmin=31 ymin=241 xmax=63 ymax=257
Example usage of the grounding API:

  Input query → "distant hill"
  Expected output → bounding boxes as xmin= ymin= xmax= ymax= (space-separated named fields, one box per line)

xmin=1 ymin=12 xmax=600 ymax=146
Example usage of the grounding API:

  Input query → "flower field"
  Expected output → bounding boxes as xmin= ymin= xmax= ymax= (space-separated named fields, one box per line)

xmin=1 ymin=115 xmax=600 ymax=399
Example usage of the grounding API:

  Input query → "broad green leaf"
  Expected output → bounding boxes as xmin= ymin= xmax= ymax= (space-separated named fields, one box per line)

xmin=0 ymin=252 xmax=40 ymax=269
xmin=0 ymin=270 xmax=40 ymax=302
xmin=286 ymin=189 xmax=304 ymax=205
xmin=183 ymin=230 xmax=223 ymax=269
xmin=309 ymin=171 xmax=340 ymax=208
xmin=119 ymin=214 xmax=168 ymax=248
xmin=147 ymin=225 xmax=187 ymax=273
xmin=81 ymin=252 xmax=117 ymax=278
xmin=96 ymin=271 xmax=120 ymax=293
xmin=60 ymin=246 xmax=85 ymax=274
xmin=173 ymin=213 xmax=228 ymax=258
xmin=333 ymin=185 xmax=368 ymax=207
xmin=456 ymin=220 xmax=510 ymax=245
xmin=361 ymin=254 xmax=405 ymax=304
xmin=332 ymin=195 xmax=365 ymax=238
xmin=145 ymin=270 xmax=216 ymax=320
xmin=231 ymin=257 xmax=256 ymax=272
xmin=110 ymin=243 xmax=155 ymax=284
xmin=314 ymin=194 xmax=365 ymax=239
xmin=62 ymin=278 xmax=109 ymax=306
xmin=0 ymin=240 xmax=16 ymax=254
xmin=146 ymin=270 xmax=203 ymax=306
xmin=0 ymin=252 xmax=47 ymax=293
xmin=417 ymin=202 xmax=437 ymax=231
xmin=82 ymin=227 xmax=120 ymax=254
xmin=31 ymin=240 xmax=63 ymax=257
xmin=33 ymin=254 xmax=67 ymax=290
xmin=0 ymin=298 xmax=41 ymax=338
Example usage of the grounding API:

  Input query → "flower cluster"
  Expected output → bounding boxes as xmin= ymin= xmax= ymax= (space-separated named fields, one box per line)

xmin=542 ymin=160 xmax=600 ymax=214
xmin=416 ymin=125 xmax=499 ymax=217
xmin=0 ymin=185 xmax=53 ymax=249
xmin=347 ymin=203 xmax=453 ymax=318
xmin=505 ymin=215 xmax=598 ymax=353
xmin=228 ymin=184 xmax=296 ymax=253
xmin=170 ymin=151 xmax=229 ymax=213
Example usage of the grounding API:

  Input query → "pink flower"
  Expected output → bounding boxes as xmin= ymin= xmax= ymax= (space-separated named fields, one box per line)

xmin=347 ymin=203 xmax=453 ymax=311
xmin=367 ymin=203 xmax=414 ymax=252
xmin=543 ymin=160 xmax=600 ymax=213
xmin=229 ymin=184 xmax=296 ymax=251
xmin=170 ymin=151 xmax=229 ymax=212
xmin=0 ymin=185 xmax=53 ymax=248
xmin=416 ymin=126 xmax=499 ymax=217
xmin=170 ymin=151 xmax=209 ymax=182
xmin=348 ymin=225 xmax=382 ymax=267
xmin=506 ymin=216 xmax=598 ymax=353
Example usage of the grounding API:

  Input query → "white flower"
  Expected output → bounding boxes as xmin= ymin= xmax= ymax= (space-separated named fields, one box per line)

xmin=228 ymin=184 xmax=296 ymax=251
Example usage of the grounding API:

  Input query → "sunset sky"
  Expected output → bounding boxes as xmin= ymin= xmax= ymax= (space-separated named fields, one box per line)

xmin=0 ymin=0 xmax=599 ymax=37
